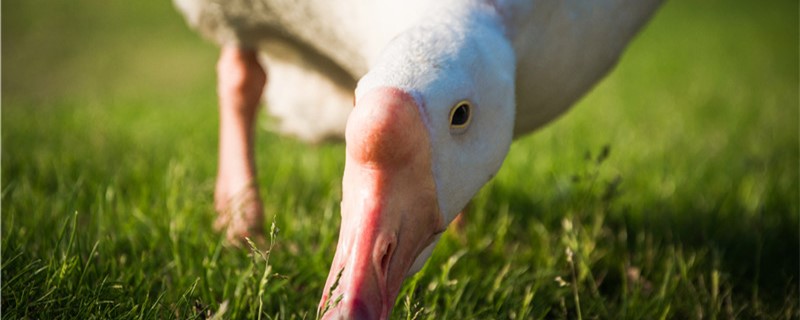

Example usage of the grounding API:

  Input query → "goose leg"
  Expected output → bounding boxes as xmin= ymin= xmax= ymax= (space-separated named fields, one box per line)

xmin=214 ymin=46 xmax=266 ymax=242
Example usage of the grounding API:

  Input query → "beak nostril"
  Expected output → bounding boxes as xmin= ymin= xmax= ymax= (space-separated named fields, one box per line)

xmin=379 ymin=241 xmax=395 ymax=277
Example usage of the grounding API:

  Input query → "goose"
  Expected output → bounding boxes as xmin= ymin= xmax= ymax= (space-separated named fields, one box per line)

xmin=174 ymin=0 xmax=662 ymax=318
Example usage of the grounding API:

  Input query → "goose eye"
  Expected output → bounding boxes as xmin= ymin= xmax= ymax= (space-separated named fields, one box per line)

xmin=449 ymin=101 xmax=472 ymax=133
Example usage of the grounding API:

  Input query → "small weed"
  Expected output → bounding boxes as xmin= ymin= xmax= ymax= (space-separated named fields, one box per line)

xmin=246 ymin=222 xmax=274 ymax=319
xmin=316 ymin=267 xmax=344 ymax=320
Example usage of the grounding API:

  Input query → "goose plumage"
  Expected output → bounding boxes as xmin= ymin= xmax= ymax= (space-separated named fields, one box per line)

xmin=176 ymin=0 xmax=660 ymax=140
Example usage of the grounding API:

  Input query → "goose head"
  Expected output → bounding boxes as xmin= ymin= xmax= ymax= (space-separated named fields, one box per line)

xmin=320 ymin=4 xmax=515 ymax=319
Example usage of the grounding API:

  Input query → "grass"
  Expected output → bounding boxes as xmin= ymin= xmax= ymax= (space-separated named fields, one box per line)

xmin=2 ymin=0 xmax=798 ymax=318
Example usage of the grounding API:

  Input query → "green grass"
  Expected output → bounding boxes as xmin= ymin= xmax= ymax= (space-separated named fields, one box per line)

xmin=2 ymin=0 xmax=798 ymax=318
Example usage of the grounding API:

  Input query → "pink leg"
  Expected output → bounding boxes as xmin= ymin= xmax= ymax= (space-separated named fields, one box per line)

xmin=214 ymin=46 xmax=266 ymax=242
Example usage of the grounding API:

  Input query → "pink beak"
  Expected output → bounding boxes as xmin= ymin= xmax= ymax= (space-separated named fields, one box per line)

xmin=318 ymin=87 xmax=446 ymax=319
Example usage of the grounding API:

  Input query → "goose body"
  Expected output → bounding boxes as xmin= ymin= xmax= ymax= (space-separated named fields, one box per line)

xmin=177 ymin=0 xmax=660 ymax=140
xmin=175 ymin=1 xmax=661 ymax=318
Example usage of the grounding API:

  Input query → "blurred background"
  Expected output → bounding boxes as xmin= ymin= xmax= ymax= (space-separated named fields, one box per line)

xmin=2 ymin=0 xmax=798 ymax=318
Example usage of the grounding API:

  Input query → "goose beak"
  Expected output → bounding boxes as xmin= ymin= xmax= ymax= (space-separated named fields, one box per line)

xmin=319 ymin=87 xmax=445 ymax=320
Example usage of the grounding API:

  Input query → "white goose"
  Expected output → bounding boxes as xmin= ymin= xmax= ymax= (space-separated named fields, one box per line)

xmin=175 ymin=0 xmax=662 ymax=318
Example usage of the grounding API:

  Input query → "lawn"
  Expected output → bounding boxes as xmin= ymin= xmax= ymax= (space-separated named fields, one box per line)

xmin=2 ymin=0 xmax=798 ymax=319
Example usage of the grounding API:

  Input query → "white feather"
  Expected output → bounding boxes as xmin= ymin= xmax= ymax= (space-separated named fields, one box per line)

xmin=175 ymin=0 xmax=660 ymax=141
